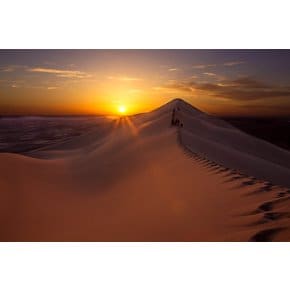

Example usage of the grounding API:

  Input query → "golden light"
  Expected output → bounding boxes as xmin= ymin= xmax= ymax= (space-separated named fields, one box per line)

xmin=118 ymin=105 xmax=127 ymax=114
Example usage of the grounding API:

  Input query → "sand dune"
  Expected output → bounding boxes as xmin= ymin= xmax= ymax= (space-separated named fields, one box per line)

xmin=0 ymin=99 xmax=289 ymax=241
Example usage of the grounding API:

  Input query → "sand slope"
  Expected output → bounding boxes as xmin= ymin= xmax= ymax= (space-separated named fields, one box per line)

xmin=0 ymin=99 xmax=289 ymax=241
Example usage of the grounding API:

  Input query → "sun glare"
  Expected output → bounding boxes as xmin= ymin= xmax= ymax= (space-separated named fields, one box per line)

xmin=118 ymin=105 xmax=127 ymax=114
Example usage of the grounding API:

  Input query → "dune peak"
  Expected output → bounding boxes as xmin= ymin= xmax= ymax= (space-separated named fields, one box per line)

xmin=155 ymin=98 xmax=204 ymax=115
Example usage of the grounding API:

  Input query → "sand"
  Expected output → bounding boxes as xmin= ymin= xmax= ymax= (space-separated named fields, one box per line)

xmin=0 ymin=99 xmax=289 ymax=241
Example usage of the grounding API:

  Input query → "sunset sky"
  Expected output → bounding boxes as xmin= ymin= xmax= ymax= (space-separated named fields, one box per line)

xmin=1 ymin=49 xmax=290 ymax=116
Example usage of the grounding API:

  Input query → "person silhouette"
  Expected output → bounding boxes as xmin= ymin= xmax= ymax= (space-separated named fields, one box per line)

xmin=171 ymin=108 xmax=176 ymax=126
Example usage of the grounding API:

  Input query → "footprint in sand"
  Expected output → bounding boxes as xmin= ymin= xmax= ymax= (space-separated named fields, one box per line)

xmin=249 ymin=227 xmax=286 ymax=242
xmin=276 ymin=191 xmax=290 ymax=198
xmin=242 ymin=180 xmax=256 ymax=186
xmin=257 ymin=201 xmax=273 ymax=212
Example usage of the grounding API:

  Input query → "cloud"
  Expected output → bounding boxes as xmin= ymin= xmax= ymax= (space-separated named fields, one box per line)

xmin=0 ymin=66 xmax=15 ymax=72
xmin=0 ymin=65 xmax=28 ymax=73
xmin=47 ymin=87 xmax=57 ymax=90
xmin=168 ymin=68 xmax=179 ymax=72
xmin=107 ymin=76 xmax=142 ymax=81
xmin=0 ymin=79 xmax=26 ymax=88
xmin=193 ymin=62 xmax=245 ymax=70
xmin=161 ymin=80 xmax=194 ymax=93
xmin=27 ymin=67 xmax=91 ymax=79
xmin=203 ymin=72 xmax=216 ymax=77
xmin=224 ymin=61 xmax=245 ymax=66
xmin=221 ymin=77 xmax=267 ymax=88
xmin=193 ymin=64 xmax=216 ymax=69
xmin=160 ymin=77 xmax=290 ymax=101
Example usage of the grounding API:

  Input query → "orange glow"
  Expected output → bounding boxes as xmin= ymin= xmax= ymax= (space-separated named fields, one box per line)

xmin=1 ymin=50 xmax=290 ymax=117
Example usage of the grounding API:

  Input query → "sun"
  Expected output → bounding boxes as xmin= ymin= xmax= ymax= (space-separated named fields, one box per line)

xmin=118 ymin=105 xmax=127 ymax=115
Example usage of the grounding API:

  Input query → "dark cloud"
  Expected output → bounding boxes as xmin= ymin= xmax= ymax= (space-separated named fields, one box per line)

xmin=163 ymin=77 xmax=290 ymax=101
xmin=224 ymin=77 xmax=268 ymax=89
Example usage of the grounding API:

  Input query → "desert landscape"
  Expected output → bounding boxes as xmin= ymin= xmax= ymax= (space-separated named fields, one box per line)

xmin=1 ymin=98 xmax=290 ymax=241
